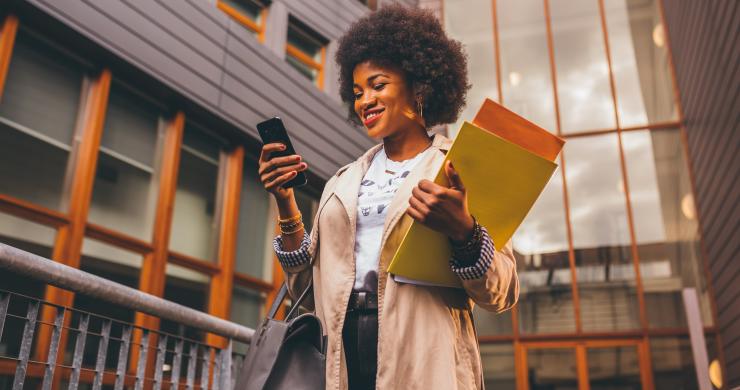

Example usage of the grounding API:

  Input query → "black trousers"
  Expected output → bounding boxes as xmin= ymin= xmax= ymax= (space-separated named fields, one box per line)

xmin=342 ymin=309 xmax=378 ymax=390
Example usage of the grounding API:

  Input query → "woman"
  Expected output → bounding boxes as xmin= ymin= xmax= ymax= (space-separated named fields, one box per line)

xmin=258 ymin=5 xmax=518 ymax=389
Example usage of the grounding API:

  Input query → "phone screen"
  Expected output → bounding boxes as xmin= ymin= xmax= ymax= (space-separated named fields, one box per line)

xmin=256 ymin=117 xmax=308 ymax=189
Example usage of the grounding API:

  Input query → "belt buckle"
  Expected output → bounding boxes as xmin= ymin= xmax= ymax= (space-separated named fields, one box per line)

xmin=356 ymin=291 xmax=367 ymax=310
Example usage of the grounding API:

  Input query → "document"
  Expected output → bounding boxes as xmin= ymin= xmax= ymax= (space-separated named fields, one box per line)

xmin=387 ymin=100 xmax=563 ymax=288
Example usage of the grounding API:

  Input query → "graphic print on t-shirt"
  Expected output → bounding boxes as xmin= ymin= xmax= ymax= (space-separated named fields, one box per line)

xmin=353 ymin=147 xmax=429 ymax=292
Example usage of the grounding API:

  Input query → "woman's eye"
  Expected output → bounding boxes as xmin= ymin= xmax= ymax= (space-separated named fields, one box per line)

xmin=373 ymin=83 xmax=386 ymax=91
xmin=353 ymin=92 xmax=362 ymax=100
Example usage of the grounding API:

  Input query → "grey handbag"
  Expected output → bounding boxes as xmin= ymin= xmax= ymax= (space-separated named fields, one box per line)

xmin=235 ymin=280 xmax=326 ymax=390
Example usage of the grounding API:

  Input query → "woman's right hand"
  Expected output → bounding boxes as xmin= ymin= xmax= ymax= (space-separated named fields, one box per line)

xmin=258 ymin=143 xmax=308 ymax=201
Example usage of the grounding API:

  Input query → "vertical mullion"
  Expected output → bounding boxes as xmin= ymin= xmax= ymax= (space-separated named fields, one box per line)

xmin=542 ymin=0 xmax=582 ymax=334
xmin=491 ymin=0 xmax=503 ymax=105
xmin=207 ymin=146 xmax=244 ymax=348
xmin=92 ymin=319 xmax=112 ymax=390
xmin=135 ymin=111 xmax=184 ymax=336
xmin=12 ymin=299 xmax=40 ymax=390
xmin=114 ymin=325 xmax=133 ymax=390
xmin=41 ymin=306 xmax=66 ymax=390
xmin=68 ymin=313 xmax=90 ymax=389
xmin=596 ymin=0 xmax=650 ymax=334
xmin=576 ymin=344 xmax=589 ymax=390
xmin=0 ymin=14 xmax=19 ymax=101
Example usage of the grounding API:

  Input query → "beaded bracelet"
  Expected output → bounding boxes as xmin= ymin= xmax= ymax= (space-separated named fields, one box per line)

xmin=280 ymin=222 xmax=304 ymax=235
xmin=450 ymin=216 xmax=483 ymax=259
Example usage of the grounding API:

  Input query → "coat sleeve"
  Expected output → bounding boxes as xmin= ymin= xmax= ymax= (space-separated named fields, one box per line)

xmin=271 ymin=173 xmax=340 ymax=311
xmin=449 ymin=226 xmax=519 ymax=313
xmin=273 ymin=229 xmax=316 ymax=311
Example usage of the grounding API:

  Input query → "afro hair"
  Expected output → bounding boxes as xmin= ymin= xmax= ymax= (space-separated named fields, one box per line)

xmin=335 ymin=4 xmax=470 ymax=128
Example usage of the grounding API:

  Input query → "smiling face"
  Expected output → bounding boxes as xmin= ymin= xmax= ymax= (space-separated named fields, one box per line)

xmin=352 ymin=61 xmax=422 ymax=140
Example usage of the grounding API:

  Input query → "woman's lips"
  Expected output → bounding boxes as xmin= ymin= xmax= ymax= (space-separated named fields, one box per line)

xmin=363 ymin=110 xmax=384 ymax=127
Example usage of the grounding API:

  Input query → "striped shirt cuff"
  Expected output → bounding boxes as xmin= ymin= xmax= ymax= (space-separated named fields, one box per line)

xmin=273 ymin=232 xmax=312 ymax=268
xmin=450 ymin=226 xmax=495 ymax=280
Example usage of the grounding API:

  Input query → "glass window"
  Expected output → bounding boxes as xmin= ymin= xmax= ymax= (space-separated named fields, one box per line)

xmin=564 ymin=134 xmax=639 ymax=331
xmin=444 ymin=0 xmax=498 ymax=137
xmin=586 ymin=345 xmax=641 ymax=389
xmin=480 ymin=343 xmax=515 ymax=389
xmin=527 ymin=347 xmax=578 ymax=389
xmin=162 ymin=263 xmax=211 ymax=341
xmin=550 ymin=0 xmax=617 ymax=133
xmin=169 ymin=122 xmax=227 ymax=262
xmin=496 ymin=0 xmax=558 ymax=133
xmin=285 ymin=20 xmax=326 ymax=88
xmin=650 ymin=337 xmax=699 ymax=390
xmin=230 ymin=286 xmax=264 ymax=354
xmin=87 ymin=81 xmax=163 ymax=241
xmin=0 ymin=29 xmax=85 ymax=211
xmin=604 ymin=0 xmax=678 ymax=127
xmin=0 ymin=212 xmax=54 ymax=298
xmin=235 ymin=159 xmax=273 ymax=279
xmin=622 ymin=129 xmax=713 ymax=327
xmin=77 ymin=238 xmax=141 ymax=322
xmin=514 ymin=171 xmax=576 ymax=334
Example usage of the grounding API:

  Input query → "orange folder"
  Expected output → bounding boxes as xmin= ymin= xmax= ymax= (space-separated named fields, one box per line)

xmin=473 ymin=98 xmax=564 ymax=163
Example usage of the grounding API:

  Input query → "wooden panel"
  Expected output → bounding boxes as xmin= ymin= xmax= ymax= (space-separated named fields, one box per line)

xmin=0 ymin=14 xmax=18 ymax=101
xmin=206 ymin=146 xmax=244 ymax=347
xmin=661 ymin=0 xmax=740 ymax=386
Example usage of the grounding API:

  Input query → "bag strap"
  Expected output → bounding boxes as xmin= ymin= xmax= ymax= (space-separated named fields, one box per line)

xmin=267 ymin=279 xmax=313 ymax=320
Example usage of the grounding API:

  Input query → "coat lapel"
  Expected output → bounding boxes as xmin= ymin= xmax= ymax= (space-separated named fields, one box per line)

xmin=332 ymin=143 xmax=384 ymax=227
xmin=379 ymin=134 xmax=453 ymax=254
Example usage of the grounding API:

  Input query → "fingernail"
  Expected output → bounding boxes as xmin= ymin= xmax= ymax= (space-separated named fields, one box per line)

xmin=300 ymin=163 xmax=307 ymax=168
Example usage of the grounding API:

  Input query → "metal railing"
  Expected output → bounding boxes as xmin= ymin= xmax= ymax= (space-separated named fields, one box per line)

xmin=0 ymin=243 xmax=254 ymax=389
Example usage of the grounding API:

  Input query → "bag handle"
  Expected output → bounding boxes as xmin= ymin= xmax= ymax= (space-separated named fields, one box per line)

xmin=267 ymin=279 xmax=313 ymax=320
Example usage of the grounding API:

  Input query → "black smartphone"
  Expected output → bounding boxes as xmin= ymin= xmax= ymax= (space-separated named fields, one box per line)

xmin=256 ymin=117 xmax=308 ymax=189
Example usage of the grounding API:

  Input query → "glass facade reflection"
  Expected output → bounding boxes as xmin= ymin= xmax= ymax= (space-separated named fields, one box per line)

xmin=445 ymin=0 xmax=713 ymax=387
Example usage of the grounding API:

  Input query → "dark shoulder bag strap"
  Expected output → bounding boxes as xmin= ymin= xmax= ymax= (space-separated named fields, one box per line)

xmin=267 ymin=279 xmax=314 ymax=320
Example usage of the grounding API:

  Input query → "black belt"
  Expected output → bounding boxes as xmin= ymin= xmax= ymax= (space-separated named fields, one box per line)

xmin=347 ymin=291 xmax=378 ymax=312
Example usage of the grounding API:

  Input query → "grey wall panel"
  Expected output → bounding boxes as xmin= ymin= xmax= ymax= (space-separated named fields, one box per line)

xmin=222 ymin=27 xmax=370 ymax=154
xmin=662 ymin=0 xmax=739 ymax=387
xmin=29 ymin=0 xmax=223 ymax=109
xmin=22 ymin=0 xmax=378 ymax=181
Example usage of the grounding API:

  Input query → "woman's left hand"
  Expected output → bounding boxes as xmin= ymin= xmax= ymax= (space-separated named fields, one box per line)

xmin=407 ymin=160 xmax=475 ymax=242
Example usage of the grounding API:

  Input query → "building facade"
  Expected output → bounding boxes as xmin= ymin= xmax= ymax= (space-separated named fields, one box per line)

xmin=0 ymin=0 xmax=735 ymax=389
xmin=443 ymin=0 xmax=732 ymax=389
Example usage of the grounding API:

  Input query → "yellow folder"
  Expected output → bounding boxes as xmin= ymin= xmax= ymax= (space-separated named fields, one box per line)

xmin=387 ymin=112 xmax=561 ymax=288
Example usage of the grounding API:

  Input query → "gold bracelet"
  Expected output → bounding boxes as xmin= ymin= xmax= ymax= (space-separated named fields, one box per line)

xmin=280 ymin=222 xmax=304 ymax=235
xmin=279 ymin=213 xmax=302 ymax=224
xmin=279 ymin=220 xmax=303 ymax=230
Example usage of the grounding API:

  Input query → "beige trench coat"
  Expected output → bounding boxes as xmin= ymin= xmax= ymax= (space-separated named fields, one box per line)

xmin=281 ymin=134 xmax=519 ymax=390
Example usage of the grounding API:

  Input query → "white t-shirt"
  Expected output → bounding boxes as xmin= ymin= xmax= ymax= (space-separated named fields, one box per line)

xmin=353 ymin=146 xmax=430 ymax=291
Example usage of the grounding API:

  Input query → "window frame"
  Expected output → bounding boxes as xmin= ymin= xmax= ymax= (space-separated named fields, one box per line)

xmin=285 ymin=20 xmax=327 ymax=89
xmin=217 ymin=0 xmax=268 ymax=43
